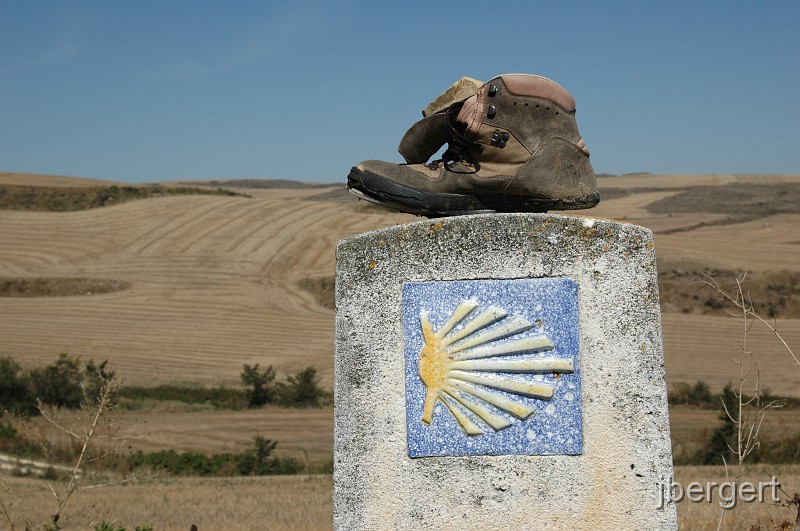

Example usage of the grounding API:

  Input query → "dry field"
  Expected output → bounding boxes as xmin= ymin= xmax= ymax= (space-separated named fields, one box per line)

xmin=673 ymin=465 xmax=800 ymax=530
xmin=0 ymin=173 xmax=412 ymax=389
xmin=2 ymin=171 xmax=798 ymax=393
xmin=2 ymin=171 xmax=800 ymax=528
xmin=2 ymin=474 xmax=333 ymax=530
xmin=3 ymin=467 xmax=799 ymax=530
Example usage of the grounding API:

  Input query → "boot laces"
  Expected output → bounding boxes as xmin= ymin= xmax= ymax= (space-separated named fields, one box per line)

xmin=427 ymin=103 xmax=482 ymax=172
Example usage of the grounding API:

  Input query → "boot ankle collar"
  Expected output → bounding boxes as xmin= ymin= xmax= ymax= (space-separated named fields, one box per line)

xmin=499 ymin=74 xmax=576 ymax=112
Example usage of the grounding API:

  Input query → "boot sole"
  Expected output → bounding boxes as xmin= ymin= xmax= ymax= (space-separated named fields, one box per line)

xmin=347 ymin=166 xmax=600 ymax=218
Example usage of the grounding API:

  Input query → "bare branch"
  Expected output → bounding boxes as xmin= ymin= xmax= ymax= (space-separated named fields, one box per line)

xmin=719 ymin=396 xmax=736 ymax=424
xmin=36 ymin=403 xmax=83 ymax=441
xmin=696 ymin=273 xmax=799 ymax=366
xmin=0 ymin=480 xmax=16 ymax=531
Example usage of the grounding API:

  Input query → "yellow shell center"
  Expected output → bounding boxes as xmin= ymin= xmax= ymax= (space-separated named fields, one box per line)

xmin=419 ymin=317 xmax=444 ymax=423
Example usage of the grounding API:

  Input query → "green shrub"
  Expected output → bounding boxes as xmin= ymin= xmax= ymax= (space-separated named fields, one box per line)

xmin=677 ymin=383 xmax=800 ymax=465
xmin=284 ymin=367 xmax=323 ymax=406
xmin=84 ymin=359 xmax=115 ymax=405
xmin=118 ymin=384 xmax=247 ymax=409
xmin=0 ymin=422 xmax=16 ymax=438
xmin=130 ymin=448 xmax=242 ymax=476
xmin=696 ymin=383 xmax=737 ymax=465
xmin=751 ymin=433 xmax=800 ymax=463
xmin=687 ymin=380 xmax=714 ymax=405
xmin=236 ymin=436 xmax=301 ymax=475
xmin=129 ymin=436 xmax=302 ymax=477
xmin=668 ymin=380 xmax=715 ymax=408
xmin=273 ymin=366 xmax=330 ymax=407
xmin=28 ymin=354 xmax=85 ymax=408
xmin=0 ymin=357 xmax=36 ymax=415
xmin=0 ymin=421 xmax=43 ymax=458
xmin=241 ymin=364 xmax=276 ymax=407
xmin=2 ymin=354 xmax=115 ymax=413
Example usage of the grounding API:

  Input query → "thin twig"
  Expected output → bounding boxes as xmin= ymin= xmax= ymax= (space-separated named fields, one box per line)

xmin=0 ymin=480 xmax=16 ymax=531
xmin=696 ymin=274 xmax=799 ymax=366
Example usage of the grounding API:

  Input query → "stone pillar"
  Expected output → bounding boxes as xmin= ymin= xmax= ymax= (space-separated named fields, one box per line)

xmin=334 ymin=213 xmax=677 ymax=530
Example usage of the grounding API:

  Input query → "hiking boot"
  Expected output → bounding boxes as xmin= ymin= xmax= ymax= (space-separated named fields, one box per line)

xmin=347 ymin=74 xmax=599 ymax=217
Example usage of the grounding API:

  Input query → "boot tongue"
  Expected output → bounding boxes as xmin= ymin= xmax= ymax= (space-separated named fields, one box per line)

xmin=454 ymin=88 xmax=486 ymax=140
xmin=422 ymin=76 xmax=483 ymax=117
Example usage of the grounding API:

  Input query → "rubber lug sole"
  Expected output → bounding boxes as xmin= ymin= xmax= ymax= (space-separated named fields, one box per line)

xmin=347 ymin=166 xmax=599 ymax=218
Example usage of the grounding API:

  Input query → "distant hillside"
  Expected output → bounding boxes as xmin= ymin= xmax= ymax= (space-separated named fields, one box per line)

xmin=0 ymin=183 xmax=247 ymax=212
xmin=184 ymin=179 xmax=338 ymax=189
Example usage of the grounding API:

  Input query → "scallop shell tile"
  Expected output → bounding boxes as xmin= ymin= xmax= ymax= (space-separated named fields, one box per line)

xmin=403 ymin=278 xmax=582 ymax=458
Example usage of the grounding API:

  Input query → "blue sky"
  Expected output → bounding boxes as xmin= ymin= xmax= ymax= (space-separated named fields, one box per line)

xmin=1 ymin=1 xmax=798 ymax=184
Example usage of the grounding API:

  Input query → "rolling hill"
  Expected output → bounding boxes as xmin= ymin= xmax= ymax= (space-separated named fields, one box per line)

xmin=2 ymin=171 xmax=798 ymax=398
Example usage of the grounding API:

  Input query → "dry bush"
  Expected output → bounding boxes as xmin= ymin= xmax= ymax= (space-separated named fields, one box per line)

xmin=1 ymin=368 xmax=146 ymax=530
xmin=683 ymin=274 xmax=800 ymax=530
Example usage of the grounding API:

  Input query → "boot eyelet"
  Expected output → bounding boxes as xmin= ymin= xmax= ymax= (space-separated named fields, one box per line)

xmin=490 ymin=130 xmax=509 ymax=148
xmin=487 ymin=105 xmax=496 ymax=119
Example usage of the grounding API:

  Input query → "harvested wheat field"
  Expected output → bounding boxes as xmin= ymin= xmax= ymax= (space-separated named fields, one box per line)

xmin=673 ymin=465 xmax=800 ymax=530
xmin=2 ymin=171 xmax=799 ymax=528
xmin=2 ymin=474 xmax=333 ymax=530
xmin=590 ymin=173 xmax=800 ymax=397
xmin=0 ymin=173 xmax=413 ymax=388
xmin=2 ymin=171 xmax=797 ymax=394
xmin=3 ymin=467 xmax=799 ymax=530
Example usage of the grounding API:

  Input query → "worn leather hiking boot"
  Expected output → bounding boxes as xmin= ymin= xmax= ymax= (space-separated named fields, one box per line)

xmin=347 ymin=74 xmax=599 ymax=217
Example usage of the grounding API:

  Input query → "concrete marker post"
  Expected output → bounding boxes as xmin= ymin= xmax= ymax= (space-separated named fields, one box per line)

xmin=334 ymin=213 xmax=677 ymax=530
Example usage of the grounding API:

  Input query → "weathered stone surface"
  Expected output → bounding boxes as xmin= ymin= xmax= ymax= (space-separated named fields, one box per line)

xmin=334 ymin=213 xmax=677 ymax=530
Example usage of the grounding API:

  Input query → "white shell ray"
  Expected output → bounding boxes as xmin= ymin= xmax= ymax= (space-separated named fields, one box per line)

xmin=446 ymin=315 xmax=533 ymax=354
xmin=433 ymin=300 xmax=480 ymax=340
xmin=440 ymin=304 xmax=508 ymax=347
xmin=448 ymin=370 xmax=557 ymax=399
xmin=444 ymin=389 xmax=513 ymax=432
xmin=439 ymin=394 xmax=484 ymax=436
xmin=449 ymin=357 xmax=573 ymax=373
xmin=450 ymin=336 xmax=555 ymax=361
xmin=447 ymin=379 xmax=537 ymax=420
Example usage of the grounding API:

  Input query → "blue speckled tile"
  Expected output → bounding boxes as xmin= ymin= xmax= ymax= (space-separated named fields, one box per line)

xmin=403 ymin=278 xmax=582 ymax=458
